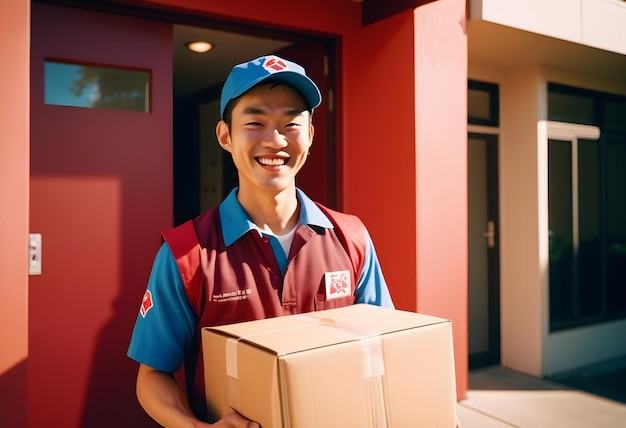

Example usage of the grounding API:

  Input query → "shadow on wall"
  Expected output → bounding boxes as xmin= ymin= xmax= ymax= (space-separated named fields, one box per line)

xmin=0 ymin=359 xmax=27 ymax=428
xmin=79 ymin=296 xmax=160 ymax=428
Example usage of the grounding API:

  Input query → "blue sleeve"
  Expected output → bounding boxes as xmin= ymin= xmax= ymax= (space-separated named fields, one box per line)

xmin=127 ymin=243 xmax=197 ymax=372
xmin=354 ymin=229 xmax=395 ymax=308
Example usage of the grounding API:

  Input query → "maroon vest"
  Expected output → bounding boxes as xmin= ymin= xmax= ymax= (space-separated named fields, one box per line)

xmin=161 ymin=204 xmax=367 ymax=421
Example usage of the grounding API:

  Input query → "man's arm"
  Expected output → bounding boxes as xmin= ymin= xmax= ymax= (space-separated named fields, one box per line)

xmin=136 ymin=364 xmax=200 ymax=427
xmin=136 ymin=364 xmax=258 ymax=428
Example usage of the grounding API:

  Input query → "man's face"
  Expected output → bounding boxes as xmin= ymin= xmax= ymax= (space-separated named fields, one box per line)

xmin=216 ymin=83 xmax=314 ymax=195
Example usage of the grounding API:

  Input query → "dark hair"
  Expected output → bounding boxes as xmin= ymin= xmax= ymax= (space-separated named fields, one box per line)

xmin=222 ymin=79 xmax=314 ymax=129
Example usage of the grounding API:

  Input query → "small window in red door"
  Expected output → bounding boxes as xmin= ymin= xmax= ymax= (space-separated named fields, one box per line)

xmin=44 ymin=60 xmax=151 ymax=112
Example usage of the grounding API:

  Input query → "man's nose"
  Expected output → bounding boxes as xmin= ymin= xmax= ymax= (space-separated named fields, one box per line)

xmin=263 ymin=128 xmax=288 ymax=147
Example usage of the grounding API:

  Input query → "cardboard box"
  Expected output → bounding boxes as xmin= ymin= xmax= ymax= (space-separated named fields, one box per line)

xmin=202 ymin=304 xmax=457 ymax=427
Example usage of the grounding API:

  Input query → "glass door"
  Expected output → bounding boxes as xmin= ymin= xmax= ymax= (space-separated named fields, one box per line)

xmin=468 ymin=133 xmax=500 ymax=369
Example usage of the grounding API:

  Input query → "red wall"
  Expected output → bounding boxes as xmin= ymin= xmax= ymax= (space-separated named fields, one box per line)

xmin=0 ymin=1 xmax=29 ymax=427
xmin=414 ymin=0 xmax=469 ymax=397
xmin=342 ymin=11 xmax=418 ymax=312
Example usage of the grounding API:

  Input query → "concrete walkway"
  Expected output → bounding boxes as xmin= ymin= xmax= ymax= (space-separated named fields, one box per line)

xmin=456 ymin=366 xmax=626 ymax=428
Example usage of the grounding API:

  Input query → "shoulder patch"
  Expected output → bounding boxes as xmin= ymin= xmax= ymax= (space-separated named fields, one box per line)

xmin=140 ymin=290 xmax=154 ymax=318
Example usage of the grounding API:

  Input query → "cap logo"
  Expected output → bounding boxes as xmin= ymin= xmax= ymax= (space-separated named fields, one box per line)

xmin=263 ymin=56 xmax=289 ymax=73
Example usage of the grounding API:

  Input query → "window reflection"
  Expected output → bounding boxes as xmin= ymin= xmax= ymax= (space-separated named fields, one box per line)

xmin=468 ymin=80 xmax=499 ymax=126
xmin=547 ymin=91 xmax=594 ymax=125
xmin=468 ymin=89 xmax=491 ymax=121
xmin=44 ymin=61 xmax=150 ymax=112
xmin=547 ymin=82 xmax=626 ymax=330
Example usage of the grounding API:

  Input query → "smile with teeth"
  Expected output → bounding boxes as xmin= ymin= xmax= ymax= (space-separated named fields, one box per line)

xmin=257 ymin=157 xmax=288 ymax=166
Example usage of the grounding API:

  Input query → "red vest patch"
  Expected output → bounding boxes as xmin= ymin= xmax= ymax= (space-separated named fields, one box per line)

xmin=324 ymin=270 xmax=351 ymax=300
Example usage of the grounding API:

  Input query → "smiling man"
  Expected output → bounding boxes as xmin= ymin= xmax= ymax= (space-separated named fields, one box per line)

xmin=127 ymin=55 xmax=394 ymax=427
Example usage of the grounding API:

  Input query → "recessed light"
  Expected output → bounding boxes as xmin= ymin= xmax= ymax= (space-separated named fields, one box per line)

xmin=186 ymin=41 xmax=213 ymax=53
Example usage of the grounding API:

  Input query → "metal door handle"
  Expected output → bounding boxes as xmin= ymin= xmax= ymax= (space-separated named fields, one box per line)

xmin=482 ymin=220 xmax=495 ymax=248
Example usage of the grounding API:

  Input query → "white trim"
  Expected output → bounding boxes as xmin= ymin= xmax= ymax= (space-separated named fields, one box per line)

xmin=541 ymin=120 xmax=600 ymax=141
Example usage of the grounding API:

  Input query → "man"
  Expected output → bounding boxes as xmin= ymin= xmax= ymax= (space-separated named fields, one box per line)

xmin=128 ymin=55 xmax=393 ymax=427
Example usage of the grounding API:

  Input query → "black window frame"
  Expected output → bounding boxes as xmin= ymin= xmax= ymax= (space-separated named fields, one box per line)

xmin=468 ymin=80 xmax=499 ymax=127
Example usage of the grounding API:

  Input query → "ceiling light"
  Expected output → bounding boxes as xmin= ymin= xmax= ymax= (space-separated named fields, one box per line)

xmin=186 ymin=41 xmax=213 ymax=53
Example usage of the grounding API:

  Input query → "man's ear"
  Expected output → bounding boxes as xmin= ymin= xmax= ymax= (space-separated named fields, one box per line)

xmin=216 ymin=120 xmax=232 ymax=153
xmin=308 ymin=123 xmax=315 ymax=150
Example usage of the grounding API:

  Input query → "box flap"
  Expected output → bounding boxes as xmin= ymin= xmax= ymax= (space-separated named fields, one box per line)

xmin=203 ymin=304 xmax=449 ymax=356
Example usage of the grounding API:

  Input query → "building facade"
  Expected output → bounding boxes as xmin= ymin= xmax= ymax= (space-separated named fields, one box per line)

xmin=467 ymin=0 xmax=626 ymax=378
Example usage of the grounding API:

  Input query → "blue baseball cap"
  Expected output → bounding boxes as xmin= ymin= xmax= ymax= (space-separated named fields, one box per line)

xmin=220 ymin=55 xmax=322 ymax=118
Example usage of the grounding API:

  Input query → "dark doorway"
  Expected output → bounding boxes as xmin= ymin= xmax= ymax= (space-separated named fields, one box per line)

xmin=171 ymin=26 xmax=336 ymax=225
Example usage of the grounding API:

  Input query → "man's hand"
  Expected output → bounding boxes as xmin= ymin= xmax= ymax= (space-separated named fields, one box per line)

xmin=210 ymin=412 xmax=260 ymax=428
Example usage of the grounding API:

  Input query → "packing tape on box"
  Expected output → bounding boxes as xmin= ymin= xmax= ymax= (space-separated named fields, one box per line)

xmin=313 ymin=316 xmax=385 ymax=378
xmin=311 ymin=317 xmax=388 ymax=427
xmin=225 ymin=337 xmax=240 ymax=411
xmin=223 ymin=314 xmax=388 ymax=427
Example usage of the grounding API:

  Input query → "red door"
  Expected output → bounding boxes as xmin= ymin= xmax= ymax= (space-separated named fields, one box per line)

xmin=30 ymin=4 xmax=171 ymax=427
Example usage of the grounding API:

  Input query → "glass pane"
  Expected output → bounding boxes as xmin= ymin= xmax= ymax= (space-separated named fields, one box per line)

xmin=604 ymin=98 xmax=626 ymax=132
xmin=577 ymin=139 xmax=601 ymax=317
xmin=606 ymin=137 xmax=626 ymax=315
xmin=549 ymin=139 xmax=574 ymax=326
xmin=468 ymin=88 xmax=491 ymax=121
xmin=45 ymin=61 xmax=150 ymax=112
xmin=468 ymin=137 xmax=490 ymax=355
xmin=548 ymin=91 xmax=595 ymax=125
